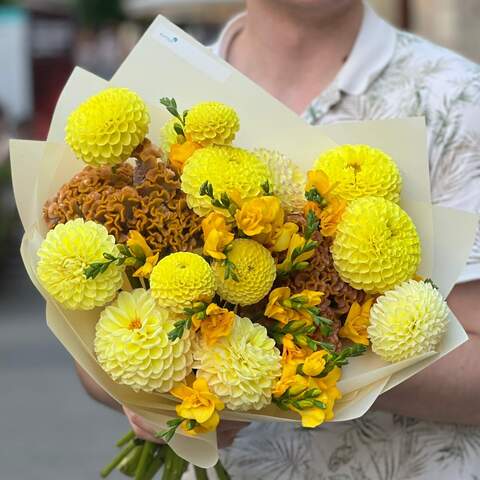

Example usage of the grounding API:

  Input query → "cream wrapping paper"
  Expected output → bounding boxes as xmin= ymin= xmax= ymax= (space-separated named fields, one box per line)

xmin=9 ymin=15 xmax=479 ymax=468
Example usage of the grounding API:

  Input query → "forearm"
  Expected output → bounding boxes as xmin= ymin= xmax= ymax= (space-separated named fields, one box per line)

xmin=75 ymin=362 xmax=122 ymax=412
xmin=373 ymin=333 xmax=480 ymax=424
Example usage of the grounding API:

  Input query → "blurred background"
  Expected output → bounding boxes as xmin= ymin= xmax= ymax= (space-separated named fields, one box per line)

xmin=0 ymin=1 xmax=479 ymax=478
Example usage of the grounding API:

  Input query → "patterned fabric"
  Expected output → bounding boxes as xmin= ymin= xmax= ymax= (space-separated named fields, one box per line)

xmin=209 ymin=4 xmax=480 ymax=480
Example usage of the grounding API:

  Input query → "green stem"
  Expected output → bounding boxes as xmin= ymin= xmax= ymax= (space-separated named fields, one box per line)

xmin=135 ymin=441 xmax=156 ymax=480
xmin=161 ymin=446 xmax=175 ymax=480
xmin=214 ymin=459 xmax=231 ymax=480
xmin=170 ymin=450 xmax=188 ymax=480
xmin=194 ymin=465 xmax=209 ymax=480
xmin=100 ymin=441 xmax=136 ymax=478
xmin=144 ymin=445 xmax=167 ymax=480
xmin=116 ymin=431 xmax=136 ymax=447
xmin=120 ymin=445 xmax=143 ymax=477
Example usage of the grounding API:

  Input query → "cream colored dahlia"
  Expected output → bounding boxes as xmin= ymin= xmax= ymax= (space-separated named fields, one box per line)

xmin=65 ymin=87 xmax=150 ymax=166
xmin=94 ymin=289 xmax=193 ymax=392
xmin=184 ymin=101 xmax=239 ymax=146
xmin=314 ymin=144 xmax=402 ymax=203
xmin=213 ymin=239 xmax=276 ymax=306
xmin=193 ymin=315 xmax=282 ymax=410
xmin=181 ymin=146 xmax=272 ymax=216
xmin=37 ymin=218 xmax=123 ymax=310
xmin=368 ymin=280 xmax=449 ymax=362
xmin=150 ymin=252 xmax=216 ymax=313
xmin=254 ymin=148 xmax=306 ymax=213
xmin=332 ymin=197 xmax=420 ymax=294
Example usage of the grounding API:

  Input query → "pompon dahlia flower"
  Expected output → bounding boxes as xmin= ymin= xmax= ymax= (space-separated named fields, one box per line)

xmin=65 ymin=87 xmax=150 ymax=166
xmin=94 ymin=289 xmax=193 ymax=392
xmin=150 ymin=252 xmax=216 ymax=313
xmin=184 ymin=101 xmax=239 ymax=146
xmin=213 ymin=239 xmax=276 ymax=306
xmin=368 ymin=280 xmax=449 ymax=362
xmin=314 ymin=144 xmax=402 ymax=203
xmin=181 ymin=146 xmax=272 ymax=216
xmin=36 ymin=218 xmax=123 ymax=310
xmin=332 ymin=197 xmax=420 ymax=293
xmin=254 ymin=148 xmax=306 ymax=213
xmin=193 ymin=315 xmax=282 ymax=411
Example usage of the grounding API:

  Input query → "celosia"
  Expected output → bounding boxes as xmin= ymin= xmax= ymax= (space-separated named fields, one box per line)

xmin=201 ymin=212 xmax=234 ymax=260
xmin=339 ymin=298 xmax=375 ymax=346
xmin=213 ymin=239 xmax=276 ymax=306
xmin=254 ymin=148 xmax=306 ymax=213
xmin=181 ymin=146 xmax=272 ymax=216
xmin=332 ymin=197 xmax=421 ymax=293
xmin=65 ymin=87 xmax=150 ymax=166
xmin=94 ymin=289 xmax=193 ymax=392
xmin=36 ymin=218 xmax=123 ymax=310
xmin=368 ymin=280 xmax=449 ymax=362
xmin=314 ymin=144 xmax=402 ymax=203
xmin=150 ymin=252 xmax=216 ymax=313
xmin=193 ymin=316 xmax=282 ymax=410
xmin=184 ymin=101 xmax=239 ymax=146
xmin=170 ymin=378 xmax=224 ymax=435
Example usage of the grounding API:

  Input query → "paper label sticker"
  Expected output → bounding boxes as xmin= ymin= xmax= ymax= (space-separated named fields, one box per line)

xmin=151 ymin=25 xmax=231 ymax=83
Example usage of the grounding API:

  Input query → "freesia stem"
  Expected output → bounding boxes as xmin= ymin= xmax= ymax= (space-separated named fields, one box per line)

xmin=144 ymin=445 xmax=167 ymax=480
xmin=116 ymin=430 xmax=135 ymax=447
xmin=100 ymin=441 xmax=136 ymax=478
xmin=194 ymin=465 xmax=209 ymax=480
xmin=214 ymin=459 xmax=231 ymax=480
xmin=135 ymin=441 xmax=155 ymax=480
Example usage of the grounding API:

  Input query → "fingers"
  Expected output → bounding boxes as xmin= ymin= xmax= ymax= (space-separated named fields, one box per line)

xmin=123 ymin=406 xmax=164 ymax=444
xmin=217 ymin=420 xmax=250 ymax=449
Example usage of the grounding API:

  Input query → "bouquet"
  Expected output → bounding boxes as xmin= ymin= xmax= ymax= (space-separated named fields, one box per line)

xmin=10 ymin=15 xmax=477 ymax=480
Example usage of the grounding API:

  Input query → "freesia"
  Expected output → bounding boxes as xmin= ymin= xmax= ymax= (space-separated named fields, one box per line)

xmin=339 ymin=298 xmax=375 ymax=346
xmin=201 ymin=212 xmax=234 ymax=260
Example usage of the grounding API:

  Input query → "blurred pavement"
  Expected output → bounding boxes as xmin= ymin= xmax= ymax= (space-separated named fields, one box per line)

xmin=0 ymin=229 xmax=130 ymax=480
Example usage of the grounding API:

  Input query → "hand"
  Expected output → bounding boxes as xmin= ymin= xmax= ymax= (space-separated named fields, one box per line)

xmin=124 ymin=407 xmax=249 ymax=448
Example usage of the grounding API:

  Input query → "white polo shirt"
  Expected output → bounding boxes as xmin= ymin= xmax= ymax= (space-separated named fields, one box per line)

xmin=213 ymin=5 xmax=480 ymax=480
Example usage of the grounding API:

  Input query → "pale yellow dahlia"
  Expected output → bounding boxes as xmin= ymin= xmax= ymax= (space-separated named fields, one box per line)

xmin=150 ymin=252 xmax=216 ymax=313
xmin=184 ymin=101 xmax=239 ymax=146
xmin=332 ymin=197 xmax=421 ymax=294
xmin=213 ymin=239 xmax=276 ymax=306
xmin=314 ymin=145 xmax=402 ymax=203
xmin=254 ymin=148 xmax=306 ymax=213
xmin=193 ymin=315 xmax=282 ymax=410
xmin=368 ymin=280 xmax=449 ymax=362
xmin=36 ymin=218 xmax=123 ymax=310
xmin=94 ymin=289 xmax=193 ymax=392
xmin=65 ymin=87 xmax=150 ymax=166
xmin=181 ymin=146 xmax=272 ymax=216
xmin=160 ymin=117 xmax=182 ymax=154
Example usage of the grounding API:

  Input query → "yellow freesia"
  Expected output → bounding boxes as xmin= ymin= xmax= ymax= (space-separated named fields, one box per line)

xmin=133 ymin=252 xmax=159 ymax=278
xmin=169 ymin=140 xmax=201 ymax=173
xmin=306 ymin=169 xmax=332 ymax=200
xmin=314 ymin=367 xmax=342 ymax=421
xmin=269 ymin=222 xmax=299 ymax=252
xmin=277 ymin=233 xmax=316 ymax=273
xmin=282 ymin=333 xmax=308 ymax=365
xmin=234 ymin=196 xmax=284 ymax=239
xmin=201 ymin=212 xmax=234 ymax=260
xmin=127 ymin=230 xmax=153 ymax=259
xmin=303 ymin=200 xmax=323 ymax=219
xmin=302 ymin=350 xmax=328 ymax=377
xmin=170 ymin=378 xmax=224 ymax=436
xmin=193 ymin=303 xmax=234 ymax=346
xmin=339 ymin=298 xmax=375 ymax=346
xmin=319 ymin=197 xmax=347 ymax=237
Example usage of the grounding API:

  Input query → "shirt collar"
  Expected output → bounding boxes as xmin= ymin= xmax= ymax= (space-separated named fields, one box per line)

xmin=212 ymin=3 xmax=397 ymax=97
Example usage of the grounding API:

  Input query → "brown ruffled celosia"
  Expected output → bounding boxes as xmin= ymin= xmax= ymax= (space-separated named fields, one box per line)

xmin=43 ymin=156 xmax=203 ymax=255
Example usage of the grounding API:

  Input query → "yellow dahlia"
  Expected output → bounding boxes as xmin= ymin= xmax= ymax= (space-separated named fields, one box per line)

xmin=160 ymin=117 xmax=182 ymax=153
xmin=213 ymin=239 xmax=276 ymax=306
xmin=36 ymin=218 xmax=122 ymax=310
xmin=332 ymin=197 xmax=420 ymax=294
xmin=181 ymin=146 xmax=272 ymax=216
xmin=150 ymin=252 xmax=216 ymax=313
xmin=184 ymin=101 xmax=239 ymax=146
xmin=314 ymin=145 xmax=402 ymax=203
xmin=193 ymin=315 xmax=282 ymax=410
xmin=368 ymin=280 xmax=449 ymax=362
xmin=255 ymin=148 xmax=306 ymax=213
xmin=65 ymin=87 xmax=150 ymax=166
xmin=94 ymin=289 xmax=193 ymax=392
